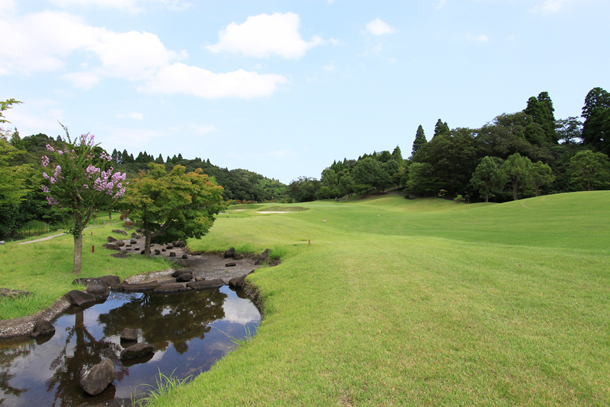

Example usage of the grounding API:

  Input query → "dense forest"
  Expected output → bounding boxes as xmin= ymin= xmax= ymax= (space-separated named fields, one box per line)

xmin=286 ymin=87 xmax=610 ymax=203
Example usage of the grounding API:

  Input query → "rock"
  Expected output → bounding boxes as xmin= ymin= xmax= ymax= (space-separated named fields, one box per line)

xmin=140 ymin=250 xmax=145 ymax=254
xmin=134 ymin=247 xmax=140 ymax=251
xmin=122 ymin=281 xmax=160 ymax=292
xmin=234 ymin=253 xmax=244 ymax=260
xmin=224 ymin=247 xmax=236 ymax=258
xmin=171 ymin=269 xmax=194 ymax=278
xmin=80 ymin=358 xmax=116 ymax=396
xmin=194 ymin=277 xmax=206 ymax=282
xmin=269 ymin=259 xmax=282 ymax=267
xmin=86 ymin=280 xmax=109 ymax=296
xmin=155 ymin=284 xmax=190 ymax=293
xmin=169 ymin=252 xmax=176 ymax=257
xmin=130 ymin=232 xmax=142 ymax=239
xmin=130 ymin=239 xmax=137 ymax=244
xmin=225 ymin=262 xmax=236 ymax=267
xmin=161 ymin=248 xmax=166 ymax=252
xmin=120 ymin=328 xmax=138 ymax=342
xmin=173 ymin=240 xmax=186 ymax=248
xmin=0 ymin=241 xmax=4 ymax=245
xmin=120 ymin=343 xmax=154 ymax=360
xmin=99 ymin=275 xmax=121 ymax=287
xmin=229 ymin=275 xmax=247 ymax=290
xmin=66 ymin=290 xmax=96 ymax=307
xmin=102 ymin=242 xmax=121 ymax=250
xmin=187 ymin=279 xmax=225 ymax=290
xmin=136 ymin=228 xmax=144 ymax=233
xmin=30 ymin=320 xmax=55 ymax=338
xmin=125 ymin=248 xmax=132 ymax=251
xmin=176 ymin=273 xmax=192 ymax=282
xmin=0 ymin=288 xmax=31 ymax=299
xmin=125 ymin=245 xmax=132 ymax=247
xmin=166 ymin=245 xmax=173 ymax=249
xmin=255 ymin=249 xmax=272 ymax=265
xmin=181 ymin=254 xmax=188 ymax=259
xmin=110 ymin=252 xmax=130 ymax=258
xmin=112 ymin=229 xmax=128 ymax=236
xmin=115 ymin=240 xmax=125 ymax=247
xmin=107 ymin=236 xmax=117 ymax=243
xmin=154 ymin=249 xmax=161 ymax=255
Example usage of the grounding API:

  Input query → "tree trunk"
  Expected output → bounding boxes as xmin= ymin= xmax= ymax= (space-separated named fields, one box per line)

xmin=535 ymin=183 xmax=540 ymax=197
xmin=108 ymin=210 xmax=112 ymax=220
xmin=144 ymin=223 xmax=151 ymax=256
xmin=485 ymin=190 xmax=489 ymax=203
xmin=512 ymin=181 xmax=518 ymax=201
xmin=73 ymin=233 xmax=82 ymax=275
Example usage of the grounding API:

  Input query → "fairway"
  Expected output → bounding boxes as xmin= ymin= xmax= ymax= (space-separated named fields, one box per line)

xmin=146 ymin=191 xmax=610 ymax=406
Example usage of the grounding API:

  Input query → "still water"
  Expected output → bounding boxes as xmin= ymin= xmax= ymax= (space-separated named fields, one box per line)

xmin=0 ymin=286 xmax=261 ymax=406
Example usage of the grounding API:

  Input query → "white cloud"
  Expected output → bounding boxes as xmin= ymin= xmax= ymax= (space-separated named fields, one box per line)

xmin=328 ymin=38 xmax=341 ymax=46
xmin=0 ymin=0 xmax=15 ymax=13
xmin=205 ymin=12 xmax=324 ymax=59
xmin=62 ymin=71 xmax=100 ymax=89
xmin=49 ymin=0 xmax=193 ymax=13
xmin=365 ymin=18 xmax=395 ymax=36
xmin=139 ymin=63 xmax=288 ymax=99
xmin=531 ymin=0 xmax=571 ymax=14
xmin=102 ymin=127 xmax=165 ymax=147
xmin=465 ymin=33 xmax=489 ymax=43
xmin=116 ymin=112 xmax=144 ymax=120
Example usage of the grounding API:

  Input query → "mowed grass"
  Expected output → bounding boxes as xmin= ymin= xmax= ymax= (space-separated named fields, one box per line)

xmin=0 ymin=224 xmax=173 ymax=320
xmin=147 ymin=191 xmax=610 ymax=406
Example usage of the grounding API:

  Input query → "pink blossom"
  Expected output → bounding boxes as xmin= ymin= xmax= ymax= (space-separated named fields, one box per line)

xmin=58 ymin=150 xmax=63 ymax=156
xmin=46 ymin=196 xmax=60 ymax=205
xmin=83 ymin=184 xmax=89 ymax=189
xmin=46 ymin=144 xmax=55 ymax=152
xmin=41 ymin=155 xmax=49 ymax=167
xmin=41 ymin=185 xmax=50 ymax=193
xmin=42 ymin=172 xmax=50 ymax=179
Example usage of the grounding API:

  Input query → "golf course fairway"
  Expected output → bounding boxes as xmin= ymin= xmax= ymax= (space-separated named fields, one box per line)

xmin=145 ymin=191 xmax=610 ymax=406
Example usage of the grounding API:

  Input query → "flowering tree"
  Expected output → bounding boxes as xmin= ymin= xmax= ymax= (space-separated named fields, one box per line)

xmin=41 ymin=130 xmax=126 ymax=274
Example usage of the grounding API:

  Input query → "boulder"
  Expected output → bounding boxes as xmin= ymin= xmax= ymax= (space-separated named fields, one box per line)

xmin=255 ymin=249 xmax=272 ymax=265
xmin=176 ymin=273 xmax=192 ymax=282
xmin=161 ymin=248 xmax=166 ymax=252
xmin=0 ymin=241 xmax=4 ymax=245
xmin=166 ymin=244 xmax=174 ymax=249
xmin=187 ymin=279 xmax=225 ymax=290
xmin=120 ymin=343 xmax=154 ymax=360
xmin=224 ymin=247 xmax=236 ymax=258
xmin=102 ymin=243 xmax=121 ymax=251
xmin=130 ymin=232 xmax=142 ymax=239
xmin=99 ymin=275 xmax=121 ymax=287
xmin=120 ymin=328 xmax=138 ymax=342
xmin=181 ymin=254 xmax=188 ymax=259
xmin=112 ymin=229 xmax=128 ymax=236
xmin=229 ymin=275 xmax=247 ymax=290
xmin=121 ymin=281 xmax=160 ymax=292
xmin=169 ymin=252 xmax=176 ymax=257
xmin=80 ymin=358 xmax=116 ymax=396
xmin=115 ymin=240 xmax=125 ymax=247
xmin=86 ymin=280 xmax=109 ymax=296
xmin=154 ymin=249 xmax=161 ymax=255
xmin=225 ymin=262 xmax=236 ymax=267
xmin=66 ymin=290 xmax=96 ymax=307
xmin=134 ymin=247 xmax=140 ymax=251
xmin=171 ymin=269 xmax=193 ymax=278
xmin=30 ymin=320 xmax=55 ymax=338
xmin=107 ymin=236 xmax=117 ymax=243
xmin=155 ymin=284 xmax=190 ymax=293
xmin=130 ymin=239 xmax=137 ymax=244
xmin=173 ymin=240 xmax=186 ymax=248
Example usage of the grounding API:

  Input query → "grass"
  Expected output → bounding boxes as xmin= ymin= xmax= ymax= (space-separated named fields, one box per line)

xmin=131 ymin=370 xmax=192 ymax=407
xmin=257 ymin=205 xmax=309 ymax=212
xmin=0 ymin=223 xmax=173 ymax=320
xmin=3 ymin=192 xmax=610 ymax=405
xmin=147 ymin=191 xmax=610 ymax=406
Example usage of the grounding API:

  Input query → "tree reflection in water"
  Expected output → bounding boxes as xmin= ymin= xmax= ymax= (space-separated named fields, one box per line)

xmin=99 ymin=289 xmax=227 ymax=354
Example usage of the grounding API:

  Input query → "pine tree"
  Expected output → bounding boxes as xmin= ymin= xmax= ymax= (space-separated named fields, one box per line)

xmin=433 ymin=119 xmax=450 ymax=138
xmin=392 ymin=146 xmax=403 ymax=163
xmin=412 ymin=125 xmax=427 ymax=156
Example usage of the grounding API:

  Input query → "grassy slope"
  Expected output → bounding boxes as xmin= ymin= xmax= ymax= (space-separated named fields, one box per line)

xmin=0 ymin=224 xmax=173 ymax=320
xmin=149 ymin=192 xmax=610 ymax=406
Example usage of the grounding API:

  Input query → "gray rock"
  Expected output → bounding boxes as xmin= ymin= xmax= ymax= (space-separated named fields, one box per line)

xmin=98 ymin=275 xmax=121 ymax=287
xmin=65 ymin=290 xmax=96 ymax=307
xmin=0 ymin=288 xmax=31 ymax=299
xmin=171 ymin=269 xmax=193 ymax=278
xmin=122 ymin=281 xmax=160 ymax=292
xmin=110 ymin=252 xmax=130 ymax=258
xmin=30 ymin=320 xmax=55 ymax=338
xmin=176 ymin=273 xmax=192 ymax=282
xmin=112 ymin=229 xmax=128 ymax=236
xmin=86 ymin=280 xmax=109 ymax=296
xmin=130 ymin=239 xmax=137 ymax=244
xmin=225 ymin=262 xmax=236 ymax=267
xmin=120 ymin=328 xmax=137 ymax=342
xmin=187 ymin=279 xmax=225 ymax=290
xmin=224 ymin=247 xmax=236 ymax=258
xmin=229 ymin=275 xmax=247 ymax=290
xmin=120 ymin=343 xmax=154 ymax=360
xmin=154 ymin=249 xmax=161 ymax=255
xmin=155 ymin=284 xmax=190 ymax=293
xmin=181 ymin=254 xmax=188 ymax=259
xmin=80 ymin=358 xmax=116 ymax=396
xmin=107 ymin=236 xmax=117 ymax=243
xmin=255 ymin=249 xmax=272 ymax=265
xmin=102 ymin=242 xmax=121 ymax=251
xmin=169 ymin=252 xmax=176 ymax=257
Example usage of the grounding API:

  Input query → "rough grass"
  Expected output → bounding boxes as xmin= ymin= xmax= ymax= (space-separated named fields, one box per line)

xmin=152 ymin=191 xmax=610 ymax=406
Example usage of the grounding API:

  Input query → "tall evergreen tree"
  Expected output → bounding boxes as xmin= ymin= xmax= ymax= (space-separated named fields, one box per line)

xmin=391 ymin=146 xmax=403 ymax=163
xmin=524 ymin=92 xmax=556 ymax=143
xmin=433 ymin=119 xmax=450 ymax=138
xmin=412 ymin=125 xmax=427 ymax=156
xmin=581 ymin=87 xmax=610 ymax=153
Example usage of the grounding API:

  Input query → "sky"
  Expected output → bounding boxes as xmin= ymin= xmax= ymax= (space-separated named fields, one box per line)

xmin=1 ymin=0 xmax=609 ymax=184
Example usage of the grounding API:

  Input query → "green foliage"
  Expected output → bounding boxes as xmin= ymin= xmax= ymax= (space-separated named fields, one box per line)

xmin=470 ymin=156 xmax=506 ymax=202
xmin=530 ymin=161 xmax=554 ymax=196
xmin=0 ymin=138 xmax=28 ymax=206
xmin=412 ymin=125 xmax=427 ymax=156
xmin=501 ymin=153 xmax=533 ymax=200
xmin=123 ymin=163 xmax=225 ymax=255
xmin=524 ymin=92 xmax=557 ymax=143
xmin=569 ymin=150 xmax=610 ymax=191
xmin=0 ymin=98 xmax=22 ymax=124
xmin=433 ymin=119 xmax=450 ymax=138
xmin=352 ymin=157 xmax=392 ymax=193
xmin=406 ymin=162 xmax=442 ymax=196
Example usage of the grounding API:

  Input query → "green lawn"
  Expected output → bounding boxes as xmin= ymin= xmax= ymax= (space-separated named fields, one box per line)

xmin=2 ymin=192 xmax=609 ymax=405
xmin=149 ymin=191 xmax=610 ymax=406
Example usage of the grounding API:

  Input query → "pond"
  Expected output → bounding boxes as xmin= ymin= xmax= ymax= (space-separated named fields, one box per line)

xmin=0 ymin=286 xmax=261 ymax=406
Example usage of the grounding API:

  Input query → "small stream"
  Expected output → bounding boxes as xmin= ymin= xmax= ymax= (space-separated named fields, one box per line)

xmin=0 ymin=286 xmax=261 ymax=406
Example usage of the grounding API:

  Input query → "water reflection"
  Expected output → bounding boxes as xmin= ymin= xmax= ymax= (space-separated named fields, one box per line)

xmin=0 ymin=286 xmax=260 ymax=406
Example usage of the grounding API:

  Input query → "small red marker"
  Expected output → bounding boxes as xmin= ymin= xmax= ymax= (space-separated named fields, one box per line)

xmin=308 ymin=239 xmax=311 ymax=245
xmin=92 ymin=245 xmax=95 ymax=253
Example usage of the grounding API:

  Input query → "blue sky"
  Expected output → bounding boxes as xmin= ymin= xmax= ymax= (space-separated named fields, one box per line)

xmin=2 ymin=0 xmax=609 ymax=184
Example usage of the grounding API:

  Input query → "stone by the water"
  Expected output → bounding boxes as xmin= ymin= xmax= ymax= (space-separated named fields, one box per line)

xmin=176 ymin=273 xmax=192 ymax=282
xmin=80 ymin=358 xmax=116 ymax=396
xmin=30 ymin=320 xmax=56 ymax=338
xmin=187 ymin=279 xmax=225 ymax=290
xmin=224 ymin=247 xmax=236 ymax=258
xmin=121 ymin=281 xmax=160 ymax=292
xmin=181 ymin=254 xmax=188 ymax=259
xmin=65 ymin=290 xmax=96 ymax=307
xmin=120 ymin=343 xmax=154 ymax=360
xmin=154 ymin=284 xmax=190 ymax=293
xmin=120 ymin=328 xmax=138 ymax=342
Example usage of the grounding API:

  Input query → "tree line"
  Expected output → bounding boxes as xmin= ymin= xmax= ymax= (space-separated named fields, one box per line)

xmin=286 ymin=87 xmax=610 ymax=203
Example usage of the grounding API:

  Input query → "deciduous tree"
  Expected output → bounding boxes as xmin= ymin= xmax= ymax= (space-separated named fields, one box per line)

xmin=569 ymin=150 xmax=610 ymax=191
xmin=501 ymin=153 xmax=532 ymax=200
xmin=530 ymin=161 xmax=554 ymax=196
xmin=470 ymin=156 xmax=506 ymax=202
